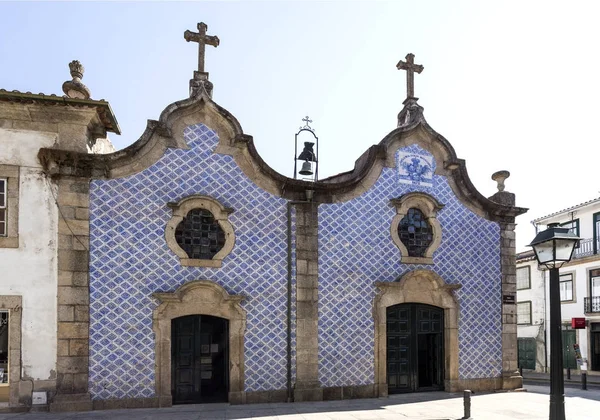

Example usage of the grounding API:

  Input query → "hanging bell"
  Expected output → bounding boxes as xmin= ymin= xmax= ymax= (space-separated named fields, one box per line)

xmin=299 ymin=161 xmax=313 ymax=176
xmin=298 ymin=142 xmax=316 ymax=162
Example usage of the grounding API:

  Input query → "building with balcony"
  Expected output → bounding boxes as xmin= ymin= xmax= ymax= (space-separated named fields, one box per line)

xmin=516 ymin=197 xmax=600 ymax=373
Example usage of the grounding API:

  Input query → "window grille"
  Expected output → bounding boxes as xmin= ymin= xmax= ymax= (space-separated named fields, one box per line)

xmin=175 ymin=209 xmax=226 ymax=260
xmin=0 ymin=179 xmax=6 ymax=237
xmin=398 ymin=208 xmax=433 ymax=257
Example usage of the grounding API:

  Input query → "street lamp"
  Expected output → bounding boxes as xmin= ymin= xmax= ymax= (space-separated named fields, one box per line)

xmin=529 ymin=223 xmax=580 ymax=420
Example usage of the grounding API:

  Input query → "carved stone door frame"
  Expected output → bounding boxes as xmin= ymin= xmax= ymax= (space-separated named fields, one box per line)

xmin=373 ymin=270 xmax=460 ymax=396
xmin=152 ymin=280 xmax=246 ymax=405
xmin=0 ymin=296 xmax=21 ymax=406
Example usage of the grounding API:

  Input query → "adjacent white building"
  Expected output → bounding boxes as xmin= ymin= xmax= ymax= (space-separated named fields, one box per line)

xmin=517 ymin=197 xmax=600 ymax=373
xmin=0 ymin=61 xmax=117 ymax=407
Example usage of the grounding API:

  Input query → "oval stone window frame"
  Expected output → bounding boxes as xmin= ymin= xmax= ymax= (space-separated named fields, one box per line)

xmin=390 ymin=192 xmax=444 ymax=265
xmin=166 ymin=195 xmax=235 ymax=267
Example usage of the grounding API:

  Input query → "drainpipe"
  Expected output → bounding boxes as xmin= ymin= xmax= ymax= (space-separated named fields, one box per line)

xmin=286 ymin=191 xmax=313 ymax=403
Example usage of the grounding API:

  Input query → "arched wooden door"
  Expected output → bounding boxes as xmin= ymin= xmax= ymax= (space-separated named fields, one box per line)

xmin=171 ymin=315 xmax=229 ymax=404
xmin=386 ymin=303 xmax=444 ymax=393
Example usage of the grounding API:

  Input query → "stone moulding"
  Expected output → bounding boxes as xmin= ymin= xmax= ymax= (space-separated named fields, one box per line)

xmin=0 ymin=89 xmax=120 ymax=135
xmin=373 ymin=270 xmax=461 ymax=396
xmin=152 ymin=280 xmax=246 ymax=406
xmin=389 ymin=192 xmax=444 ymax=265
xmin=165 ymin=195 xmax=235 ymax=268
xmin=35 ymin=78 xmax=526 ymax=223
xmin=0 ymin=295 xmax=22 ymax=406
xmin=0 ymin=165 xmax=20 ymax=248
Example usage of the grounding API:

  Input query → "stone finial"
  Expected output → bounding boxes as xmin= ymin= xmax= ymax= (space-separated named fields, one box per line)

xmin=489 ymin=170 xmax=515 ymax=206
xmin=397 ymin=97 xmax=425 ymax=128
xmin=62 ymin=60 xmax=91 ymax=100
xmin=492 ymin=170 xmax=510 ymax=192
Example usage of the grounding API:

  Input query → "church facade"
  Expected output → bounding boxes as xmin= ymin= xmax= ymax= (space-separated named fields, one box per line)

xmin=2 ymin=24 xmax=526 ymax=411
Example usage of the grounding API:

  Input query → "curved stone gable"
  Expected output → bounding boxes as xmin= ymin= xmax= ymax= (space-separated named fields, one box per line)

xmin=38 ymin=90 xmax=526 ymax=223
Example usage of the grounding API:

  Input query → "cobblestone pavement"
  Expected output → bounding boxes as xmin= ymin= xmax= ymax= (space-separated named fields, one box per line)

xmin=0 ymin=385 xmax=598 ymax=420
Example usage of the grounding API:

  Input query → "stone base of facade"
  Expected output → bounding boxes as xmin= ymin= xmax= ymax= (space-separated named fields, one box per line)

xmin=230 ymin=389 xmax=289 ymax=405
xmin=233 ymin=384 xmax=377 ymax=404
xmin=0 ymin=406 xmax=29 ymax=414
xmin=445 ymin=376 xmax=522 ymax=392
xmin=293 ymin=381 xmax=324 ymax=402
xmin=323 ymin=384 xmax=377 ymax=400
xmin=48 ymin=375 xmax=524 ymax=412
xmin=49 ymin=393 xmax=92 ymax=412
xmin=501 ymin=371 xmax=524 ymax=390
xmin=92 ymin=396 xmax=172 ymax=410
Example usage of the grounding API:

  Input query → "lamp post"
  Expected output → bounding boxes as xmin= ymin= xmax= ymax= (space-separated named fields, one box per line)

xmin=529 ymin=223 xmax=580 ymax=420
xmin=294 ymin=116 xmax=319 ymax=181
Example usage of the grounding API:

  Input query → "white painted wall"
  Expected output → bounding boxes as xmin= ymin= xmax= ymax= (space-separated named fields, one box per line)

xmin=0 ymin=128 xmax=58 ymax=381
xmin=516 ymin=259 xmax=547 ymax=371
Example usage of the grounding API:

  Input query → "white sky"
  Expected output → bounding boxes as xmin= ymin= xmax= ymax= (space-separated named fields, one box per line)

xmin=2 ymin=0 xmax=600 ymax=252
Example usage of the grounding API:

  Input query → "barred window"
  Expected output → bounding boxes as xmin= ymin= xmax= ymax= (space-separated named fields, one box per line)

xmin=398 ymin=208 xmax=433 ymax=257
xmin=0 ymin=179 xmax=6 ymax=237
xmin=175 ymin=209 xmax=226 ymax=260
xmin=517 ymin=266 xmax=531 ymax=290
xmin=517 ymin=302 xmax=532 ymax=325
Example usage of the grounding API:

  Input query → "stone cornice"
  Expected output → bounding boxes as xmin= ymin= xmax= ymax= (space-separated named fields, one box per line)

xmin=0 ymin=89 xmax=120 ymax=134
xmin=37 ymin=87 xmax=527 ymax=223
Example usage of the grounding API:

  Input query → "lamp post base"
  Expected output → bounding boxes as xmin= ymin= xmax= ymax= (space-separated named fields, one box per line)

xmin=549 ymin=394 xmax=565 ymax=420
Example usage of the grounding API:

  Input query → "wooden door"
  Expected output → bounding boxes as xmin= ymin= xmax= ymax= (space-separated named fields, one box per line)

xmin=561 ymin=329 xmax=577 ymax=370
xmin=518 ymin=338 xmax=536 ymax=370
xmin=171 ymin=315 xmax=228 ymax=404
xmin=387 ymin=303 xmax=444 ymax=393
xmin=590 ymin=323 xmax=600 ymax=371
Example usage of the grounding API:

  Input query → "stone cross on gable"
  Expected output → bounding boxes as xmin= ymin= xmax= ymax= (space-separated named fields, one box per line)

xmin=184 ymin=22 xmax=220 ymax=73
xmin=396 ymin=53 xmax=424 ymax=99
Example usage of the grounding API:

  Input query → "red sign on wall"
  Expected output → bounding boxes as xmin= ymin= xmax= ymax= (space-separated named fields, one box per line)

xmin=572 ymin=317 xmax=586 ymax=329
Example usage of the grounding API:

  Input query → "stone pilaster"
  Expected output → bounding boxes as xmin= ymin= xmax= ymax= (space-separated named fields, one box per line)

xmin=51 ymin=177 xmax=93 ymax=412
xmin=294 ymin=202 xmax=322 ymax=402
xmin=500 ymin=221 xmax=523 ymax=389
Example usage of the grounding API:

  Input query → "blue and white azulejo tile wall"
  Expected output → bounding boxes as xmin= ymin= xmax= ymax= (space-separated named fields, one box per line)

xmin=89 ymin=124 xmax=293 ymax=400
xmin=318 ymin=144 xmax=502 ymax=387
